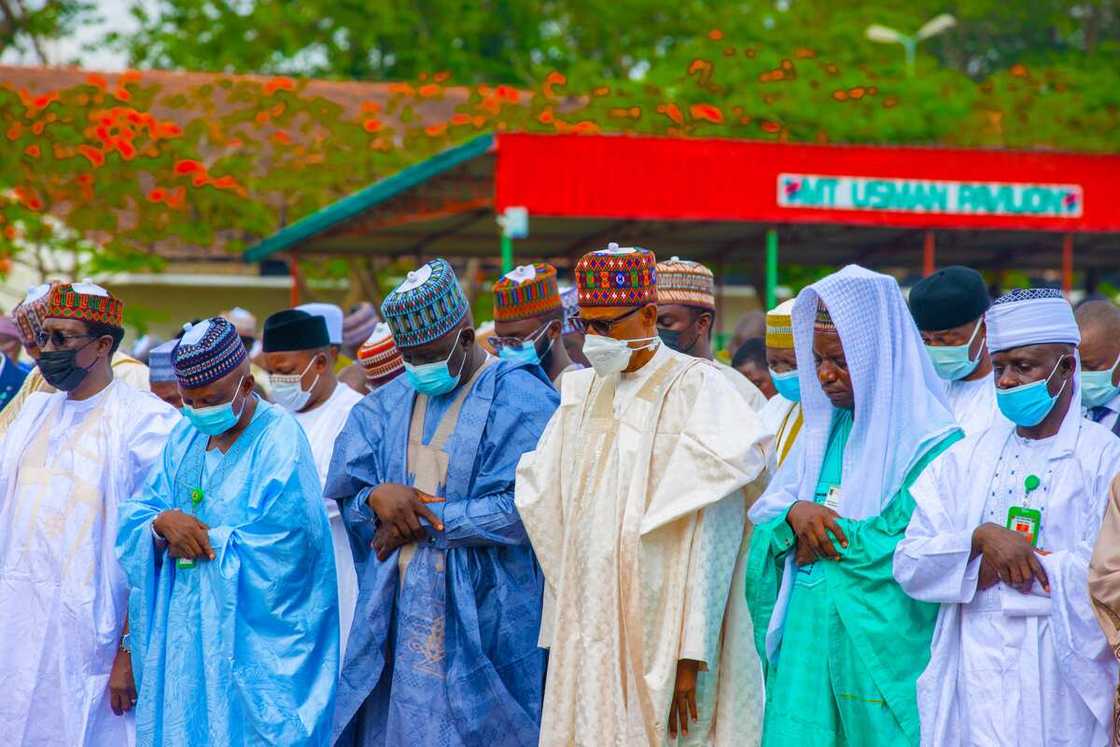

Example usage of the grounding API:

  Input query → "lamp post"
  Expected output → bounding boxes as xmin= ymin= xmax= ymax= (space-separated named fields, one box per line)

xmin=865 ymin=14 xmax=956 ymax=76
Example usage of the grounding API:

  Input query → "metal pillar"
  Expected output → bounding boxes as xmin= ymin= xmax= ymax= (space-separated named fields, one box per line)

xmin=1062 ymin=233 xmax=1074 ymax=297
xmin=765 ymin=228 xmax=778 ymax=310
xmin=922 ymin=230 xmax=936 ymax=276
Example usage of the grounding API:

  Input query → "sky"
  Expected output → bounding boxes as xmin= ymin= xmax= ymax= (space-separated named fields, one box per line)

xmin=2 ymin=0 xmax=137 ymax=71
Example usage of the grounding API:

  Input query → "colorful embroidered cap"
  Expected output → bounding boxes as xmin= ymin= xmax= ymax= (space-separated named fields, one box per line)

xmin=766 ymin=299 xmax=796 ymax=349
xmin=655 ymin=257 xmax=715 ymax=311
xmin=575 ymin=242 xmax=658 ymax=308
xmin=343 ymin=302 xmax=379 ymax=349
xmin=381 ymin=259 xmax=469 ymax=348
xmin=814 ymin=299 xmax=837 ymax=334
xmin=493 ymin=263 xmax=562 ymax=322
xmin=12 ymin=282 xmax=53 ymax=344
xmin=148 ymin=340 xmax=178 ymax=383
xmin=173 ymin=317 xmax=248 ymax=389
xmin=357 ymin=322 xmax=405 ymax=385
xmin=45 ymin=280 xmax=123 ymax=328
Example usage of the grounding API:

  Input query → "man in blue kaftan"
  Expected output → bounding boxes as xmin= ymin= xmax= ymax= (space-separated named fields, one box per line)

xmin=115 ymin=317 xmax=339 ymax=746
xmin=326 ymin=258 xmax=558 ymax=747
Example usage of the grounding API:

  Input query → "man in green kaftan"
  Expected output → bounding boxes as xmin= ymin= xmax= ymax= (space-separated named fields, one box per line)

xmin=745 ymin=265 xmax=962 ymax=746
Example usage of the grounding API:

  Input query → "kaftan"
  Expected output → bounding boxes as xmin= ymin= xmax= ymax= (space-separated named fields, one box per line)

xmin=326 ymin=359 xmax=558 ymax=747
xmin=944 ymin=375 xmax=1000 ymax=436
xmin=116 ymin=401 xmax=339 ymax=747
xmin=896 ymin=408 xmax=1120 ymax=747
xmin=516 ymin=343 xmax=771 ymax=746
xmin=0 ymin=380 xmax=177 ymax=746
xmin=294 ymin=381 xmax=363 ymax=657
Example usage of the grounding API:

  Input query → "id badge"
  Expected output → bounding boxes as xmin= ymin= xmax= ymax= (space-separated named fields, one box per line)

xmin=176 ymin=557 xmax=196 ymax=569
xmin=1007 ymin=505 xmax=1041 ymax=547
xmin=824 ymin=485 xmax=841 ymax=512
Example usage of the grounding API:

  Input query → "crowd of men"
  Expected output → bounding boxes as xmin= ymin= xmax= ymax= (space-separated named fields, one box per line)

xmin=4 ymin=250 xmax=1120 ymax=747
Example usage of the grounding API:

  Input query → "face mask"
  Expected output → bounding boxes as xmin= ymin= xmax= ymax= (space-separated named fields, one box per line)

xmin=182 ymin=377 xmax=247 ymax=436
xmin=38 ymin=339 xmax=98 ymax=392
xmin=996 ymin=357 xmax=1068 ymax=427
xmin=582 ymin=334 xmax=659 ymax=377
xmin=498 ymin=325 xmax=553 ymax=367
xmin=1081 ymin=353 xmax=1120 ymax=408
xmin=404 ymin=331 xmax=466 ymax=396
xmin=657 ymin=327 xmax=700 ymax=355
xmin=268 ymin=356 xmax=321 ymax=412
xmin=925 ymin=322 xmax=984 ymax=381
xmin=770 ymin=368 xmax=801 ymax=402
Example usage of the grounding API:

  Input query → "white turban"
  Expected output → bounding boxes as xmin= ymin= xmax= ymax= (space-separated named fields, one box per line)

xmin=986 ymin=288 xmax=1080 ymax=353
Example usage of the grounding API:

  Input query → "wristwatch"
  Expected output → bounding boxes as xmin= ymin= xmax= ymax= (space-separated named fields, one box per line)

xmin=119 ymin=632 xmax=131 ymax=654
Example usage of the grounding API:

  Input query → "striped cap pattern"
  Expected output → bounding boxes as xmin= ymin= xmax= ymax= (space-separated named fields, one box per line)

xmin=173 ymin=317 xmax=247 ymax=389
xmin=575 ymin=243 xmax=658 ymax=308
xmin=380 ymin=258 xmax=469 ymax=348
xmin=766 ymin=298 xmax=796 ymax=349
xmin=655 ymin=257 xmax=715 ymax=311
xmin=357 ymin=322 xmax=405 ymax=384
xmin=493 ymin=263 xmax=562 ymax=322
xmin=46 ymin=281 xmax=123 ymax=328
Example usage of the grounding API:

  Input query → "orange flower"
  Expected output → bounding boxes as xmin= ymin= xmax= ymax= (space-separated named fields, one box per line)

xmin=6 ymin=124 xmax=21 ymax=140
xmin=495 ymin=85 xmax=519 ymax=102
xmin=760 ymin=120 xmax=782 ymax=133
xmin=657 ymin=103 xmax=684 ymax=125
xmin=264 ymin=76 xmax=296 ymax=94
xmin=424 ymin=124 xmax=447 ymax=137
xmin=690 ymin=103 xmax=723 ymax=123
xmin=117 ymin=140 xmax=136 ymax=159
xmin=272 ymin=130 xmax=292 ymax=144
xmin=113 ymin=87 xmax=131 ymax=102
xmin=418 ymin=84 xmax=442 ymax=98
xmin=158 ymin=122 xmax=182 ymax=137
xmin=79 ymin=145 xmax=105 ymax=167
xmin=174 ymin=159 xmax=204 ymax=175
xmin=147 ymin=188 xmax=165 ymax=202
xmin=708 ymin=29 xmax=723 ymax=40
xmin=24 ymin=145 xmax=40 ymax=158
xmin=537 ymin=109 xmax=554 ymax=124
xmin=542 ymin=71 xmax=566 ymax=99
xmin=363 ymin=118 xmax=383 ymax=133
xmin=86 ymin=73 xmax=108 ymax=89
xmin=450 ymin=113 xmax=471 ymax=126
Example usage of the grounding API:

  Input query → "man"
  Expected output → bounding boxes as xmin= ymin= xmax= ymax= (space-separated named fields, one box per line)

xmin=116 ymin=316 xmax=338 ymax=746
xmin=655 ymin=254 xmax=767 ymax=411
xmin=909 ymin=266 xmax=998 ymax=435
xmin=355 ymin=322 xmax=405 ymax=392
xmin=746 ymin=265 xmax=962 ymax=747
xmin=558 ymin=283 xmax=590 ymax=368
xmin=517 ymin=244 xmax=771 ymax=746
xmin=897 ymin=287 xmax=1120 ymax=746
xmin=0 ymin=282 xmax=151 ymax=434
xmin=491 ymin=262 xmax=582 ymax=386
xmin=326 ymin=258 xmax=558 ymax=746
xmin=1090 ymin=478 xmax=1120 ymax=747
xmin=261 ymin=308 xmax=363 ymax=655
xmin=1077 ymin=299 xmax=1120 ymax=436
xmin=0 ymin=281 xmax=178 ymax=745
xmin=343 ymin=301 xmax=379 ymax=360
xmin=733 ymin=338 xmax=776 ymax=399
xmin=759 ymin=299 xmax=802 ymax=470
xmin=0 ymin=314 xmax=29 ymax=411
xmin=147 ymin=339 xmax=183 ymax=408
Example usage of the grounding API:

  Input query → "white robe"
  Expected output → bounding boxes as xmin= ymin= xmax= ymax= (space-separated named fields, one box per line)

xmin=516 ymin=344 xmax=771 ymax=746
xmin=895 ymin=405 xmax=1120 ymax=747
xmin=944 ymin=375 xmax=1000 ymax=436
xmin=292 ymin=381 xmax=362 ymax=658
xmin=714 ymin=359 xmax=767 ymax=412
xmin=0 ymin=380 xmax=177 ymax=746
xmin=759 ymin=394 xmax=796 ymax=473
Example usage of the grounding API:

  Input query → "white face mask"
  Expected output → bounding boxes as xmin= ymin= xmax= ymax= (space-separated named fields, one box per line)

xmin=268 ymin=356 xmax=321 ymax=412
xmin=582 ymin=334 xmax=659 ymax=377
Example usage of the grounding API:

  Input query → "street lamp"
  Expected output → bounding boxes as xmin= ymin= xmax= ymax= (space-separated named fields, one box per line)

xmin=866 ymin=14 xmax=957 ymax=77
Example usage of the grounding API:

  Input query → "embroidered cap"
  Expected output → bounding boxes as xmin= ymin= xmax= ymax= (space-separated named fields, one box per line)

xmin=493 ymin=263 xmax=562 ymax=322
xmin=380 ymin=259 xmax=469 ymax=348
xmin=357 ymin=322 xmax=405 ymax=385
xmin=766 ymin=298 xmax=796 ymax=349
xmin=575 ymin=242 xmax=658 ymax=308
xmin=655 ymin=257 xmax=715 ymax=311
xmin=173 ymin=317 xmax=248 ymax=389
xmin=45 ymin=280 xmax=123 ymax=328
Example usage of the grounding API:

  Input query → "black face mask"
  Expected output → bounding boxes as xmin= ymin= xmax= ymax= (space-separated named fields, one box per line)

xmin=38 ymin=339 xmax=97 ymax=392
xmin=658 ymin=327 xmax=700 ymax=355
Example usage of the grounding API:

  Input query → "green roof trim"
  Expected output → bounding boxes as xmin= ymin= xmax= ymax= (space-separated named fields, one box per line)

xmin=243 ymin=132 xmax=495 ymax=262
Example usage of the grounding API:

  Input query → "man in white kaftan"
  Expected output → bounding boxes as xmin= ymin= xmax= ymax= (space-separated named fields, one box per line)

xmin=0 ymin=282 xmax=177 ymax=745
xmin=516 ymin=244 xmax=771 ymax=746
xmin=262 ymin=308 xmax=363 ymax=656
xmin=896 ymin=288 xmax=1120 ymax=747
xmin=909 ymin=266 xmax=1000 ymax=436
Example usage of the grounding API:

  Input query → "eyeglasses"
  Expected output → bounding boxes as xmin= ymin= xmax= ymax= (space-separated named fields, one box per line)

xmin=36 ymin=331 xmax=94 ymax=349
xmin=569 ymin=306 xmax=643 ymax=336
xmin=488 ymin=321 xmax=552 ymax=351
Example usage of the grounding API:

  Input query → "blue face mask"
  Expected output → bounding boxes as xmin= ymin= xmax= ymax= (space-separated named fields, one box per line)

xmin=996 ymin=357 xmax=1068 ymax=427
xmin=404 ymin=331 xmax=466 ymax=396
xmin=497 ymin=324 xmax=553 ymax=366
xmin=181 ymin=377 xmax=247 ymax=436
xmin=925 ymin=322 xmax=984 ymax=381
xmin=1081 ymin=353 xmax=1120 ymax=408
xmin=769 ymin=368 xmax=801 ymax=402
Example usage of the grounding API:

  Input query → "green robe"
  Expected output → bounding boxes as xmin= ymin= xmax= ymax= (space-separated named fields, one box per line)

xmin=746 ymin=410 xmax=960 ymax=747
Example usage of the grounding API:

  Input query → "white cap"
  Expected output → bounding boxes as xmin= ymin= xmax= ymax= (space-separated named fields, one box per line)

xmin=297 ymin=302 xmax=344 ymax=345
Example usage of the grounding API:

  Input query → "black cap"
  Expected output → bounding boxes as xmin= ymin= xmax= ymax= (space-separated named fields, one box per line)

xmin=262 ymin=309 xmax=330 ymax=352
xmin=909 ymin=266 xmax=991 ymax=332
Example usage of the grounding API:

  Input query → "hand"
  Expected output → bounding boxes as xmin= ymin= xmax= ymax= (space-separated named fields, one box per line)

xmin=668 ymin=658 xmax=700 ymax=739
xmin=971 ymin=523 xmax=1050 ymax=593
xmin=367 ymin=483 xmax=445 ymax=544
xmin=372 ymin=520 xmax=415 ymax=561
xmin=153 ymin=510 xmax=214 ymax=561
xmin=786 ymin=501 xmax=848 ymax=562
xmin=978 ymin=556 xmax=1000 ymax=590
xmin=108 ymin=648 xmax=137 ymax=716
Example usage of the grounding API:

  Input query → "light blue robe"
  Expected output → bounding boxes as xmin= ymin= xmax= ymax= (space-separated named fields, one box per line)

xmin=325 ymin=360 xmax=558 ymax=747
xmin=115 ymin=401 xmax=339 ymax=746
